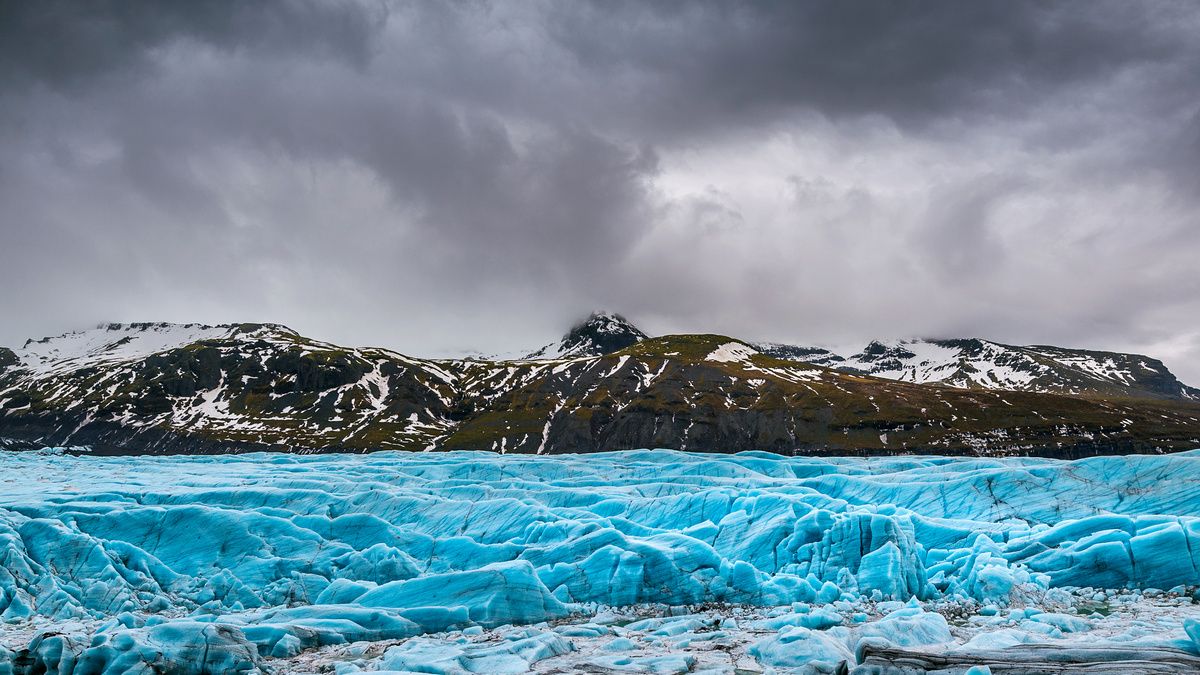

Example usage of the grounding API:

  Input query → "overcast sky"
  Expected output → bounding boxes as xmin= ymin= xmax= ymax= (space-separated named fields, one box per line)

xmin=3 ymin=1 xmax=1200 ymax=381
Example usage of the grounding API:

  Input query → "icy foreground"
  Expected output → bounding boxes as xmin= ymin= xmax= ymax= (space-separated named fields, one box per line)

xmin=1 ymin=450 xmax=1200 ymax=673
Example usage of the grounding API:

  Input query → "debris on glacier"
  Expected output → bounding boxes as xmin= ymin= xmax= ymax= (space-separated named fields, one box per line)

xmin=0 ymin=448 xmax=1198 ymax=673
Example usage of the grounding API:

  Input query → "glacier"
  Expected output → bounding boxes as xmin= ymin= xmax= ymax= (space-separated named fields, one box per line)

xmin=1 ymin=448 xmax=1199 ymax=673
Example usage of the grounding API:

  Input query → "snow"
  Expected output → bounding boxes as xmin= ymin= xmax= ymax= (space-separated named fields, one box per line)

xmin=851 ymin=340 xmax=964 ymax=383
xmin=1029 ymin=349 xmax=1137 ymax=385
xmin=765 ymin=336 xmax=1196 ymax=397
xmin=839 ymin=339 xmax=1046 ymax=390
xmin=523 ymin=312 xmax=645 ymax=360
xmin=587 ymin=312 xmax=638 ymax=336
xmin=1 ymin=448 xmax=1199 ymax=673
xmin=705 ymin=342 xmax=758 ymax=363
xmin=13 ymin=322 xmax=236 ymax=375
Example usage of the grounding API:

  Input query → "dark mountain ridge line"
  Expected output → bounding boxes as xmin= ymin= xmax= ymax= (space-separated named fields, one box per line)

xmin=0 ymin=318 xmax=1198 ymax=457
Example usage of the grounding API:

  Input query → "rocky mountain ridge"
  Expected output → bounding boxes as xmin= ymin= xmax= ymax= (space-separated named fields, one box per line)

xmin=758 ymin=337 xmax=1200 ymax=401
xmin=0 ymin=317 xmax=1198 ymax=456
xmin=524 ymin=312 xmax=647 ymax=359
xmin=526 ymin=314 xmax=1199 ymax=402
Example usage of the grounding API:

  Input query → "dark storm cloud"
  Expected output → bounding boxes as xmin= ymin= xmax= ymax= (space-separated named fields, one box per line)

xmin=0 ymin=0 xmax=384 ymax=89
xmin=544 ymin=0 xmax=1186 ymax=132
xmin=2 ymin=0 xmax=1200 ymax=382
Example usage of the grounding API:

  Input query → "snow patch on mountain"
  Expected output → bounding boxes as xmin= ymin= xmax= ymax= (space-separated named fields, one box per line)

xmin=1027 ymin=346 xmax=1145 ymax=385
xmin=14 ymin=322 xmax=238 ymax=375
xmin=706 ymin=342 xmax=757 ymax=363
xmin=844 ymin=339 xmax=1044 ymax=389
xmin=760 ymin=336 xmax=1200 ymax=400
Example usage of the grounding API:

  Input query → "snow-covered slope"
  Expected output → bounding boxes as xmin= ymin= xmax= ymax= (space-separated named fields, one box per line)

xmin=0 ymin=322 xmax=465 ymax=453
xmin=14 ymin=322 xmax=240 ymax=375
xmin=760 ymin=337 xmax=1200 ymax=401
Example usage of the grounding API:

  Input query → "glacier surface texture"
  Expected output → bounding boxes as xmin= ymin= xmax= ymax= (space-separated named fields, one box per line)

xmin=1 ymin=449 xmax=1199 ymax=673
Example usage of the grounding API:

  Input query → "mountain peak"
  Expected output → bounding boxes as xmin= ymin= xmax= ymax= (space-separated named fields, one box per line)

xmin=527 ymin=311 xmax=648 ymax=359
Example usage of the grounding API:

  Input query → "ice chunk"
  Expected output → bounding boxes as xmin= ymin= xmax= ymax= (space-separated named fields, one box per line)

xmin=357 ymin=561 xmax=570 ymax=627
xmin=231 ymin=605 xmax=423 ymax=652
xmin=1028 ymin=612 xmax=1093 ymax=633
xmin=953 ymin=628 xmax=1034 ymax=652
xmin=585 ymin=653 xmax=697 ymax=673
xmin=856 ymin=542 xmax=922 ymax=600
xmin=377 ymin=630 xmax=573 ymax=674
xmin=853 ymin=605 xmax=952 ymax=661
xmin=1185 ymin=617 xmax=1200 ymax=649
xmin=751 ymin=606 xmax=843 ymax=631
xmin=27 ymin=622 xmax=260 ymax=675
xmin=750 ymin=625 xmax=854 ymax=670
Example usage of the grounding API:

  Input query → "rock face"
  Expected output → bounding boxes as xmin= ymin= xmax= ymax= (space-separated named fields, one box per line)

xmin=0 ymin=347 xmax=16 ymax=374
xmin=0 ymin=320 xmax=1198 ymax=456
xmin=525 ymin=311 xmax=647 ymax=358
xmin=856 ymin=643 xmax=1200 ymax=674
xmin=754 ymin=342 xmax=845 ymax=368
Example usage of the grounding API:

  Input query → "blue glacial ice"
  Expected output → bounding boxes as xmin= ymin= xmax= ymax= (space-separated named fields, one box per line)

xmin=0 ymin=448 xmax=1198 ymax=673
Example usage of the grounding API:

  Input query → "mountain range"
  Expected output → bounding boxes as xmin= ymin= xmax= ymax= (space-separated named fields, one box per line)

xmin=1 ymin=313 xmax=1197 ymax=456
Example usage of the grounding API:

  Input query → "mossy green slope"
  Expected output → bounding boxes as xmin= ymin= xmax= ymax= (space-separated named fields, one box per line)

xmin=1 ymin=327 xmax=1198 ymax=456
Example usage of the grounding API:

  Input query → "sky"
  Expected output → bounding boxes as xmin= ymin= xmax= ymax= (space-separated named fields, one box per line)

xmin=3 ymin=1 xmax=1200 ymax=382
